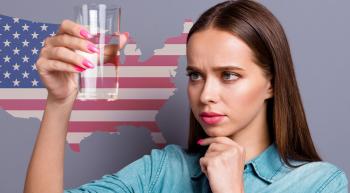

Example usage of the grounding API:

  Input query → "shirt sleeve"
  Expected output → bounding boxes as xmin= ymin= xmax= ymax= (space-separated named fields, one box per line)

xmin=64 ymin=147 xmax=167 ymax=193
xmin=319 ymin=169 xmax=348 ymax=193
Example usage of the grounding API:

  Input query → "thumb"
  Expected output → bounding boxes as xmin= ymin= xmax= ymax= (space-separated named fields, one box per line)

xmin=119 ymin=32 xmax=129 ymax=49
xmin=199 ymin=157 xmax=208 ymax=177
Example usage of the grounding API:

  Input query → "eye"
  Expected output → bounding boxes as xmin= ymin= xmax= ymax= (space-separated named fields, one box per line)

xmin=222 ymin=71 xmax=239 ymax=81
xmin=186 ymin=71 xmax=202 ymax=81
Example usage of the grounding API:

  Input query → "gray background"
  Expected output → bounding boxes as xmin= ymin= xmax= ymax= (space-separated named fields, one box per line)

xmin=0 ymin=0 xmax=349 ymax=192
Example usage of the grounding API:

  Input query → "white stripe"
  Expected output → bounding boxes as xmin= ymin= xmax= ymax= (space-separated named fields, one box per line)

xmin=123 ymin=44 xmax=141 ymax=55
xmin=154 ymin=44 xmax=186 ymax=55
xmin=183 ymin=22 xmax=193 ymax=34
xmin=6 ymin=110 xmax=158 ymax=121
xmin=0 ymin=88 xmax=176 ymax=100
xmin=82 ymin=66 xmax=177 ymax=77
xmin=66 ymin=132 xmax=92 ymax=144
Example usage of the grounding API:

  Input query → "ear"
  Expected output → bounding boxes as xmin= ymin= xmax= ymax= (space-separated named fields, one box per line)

xmin=265 ymin=80 xmax=273 ymax=100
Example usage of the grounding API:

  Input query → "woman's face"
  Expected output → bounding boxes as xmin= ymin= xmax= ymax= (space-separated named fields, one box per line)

xmin=186 ymin=28 xmax=273 ymax=138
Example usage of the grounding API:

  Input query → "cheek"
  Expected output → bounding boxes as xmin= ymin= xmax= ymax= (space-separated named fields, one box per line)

xmin=226 ymin=79 xmax=268 ymax=113
xmin=187 ymin=85 xmax=199 ymax=107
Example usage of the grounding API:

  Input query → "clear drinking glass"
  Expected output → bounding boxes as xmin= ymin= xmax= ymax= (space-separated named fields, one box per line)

xmin=74 ymin=3 xmax=122 ymax=101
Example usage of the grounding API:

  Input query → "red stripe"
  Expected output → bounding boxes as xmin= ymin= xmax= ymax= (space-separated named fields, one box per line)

xmin=0 ymin=99 xmax=167 ymax=110
xmin=68 ymin=121 xmax=160 ymax=132
xmin=164 ymin=33 xmax=187 ymax=44
xmin=80 ymin=77 xmax=175 ymax=88
xmin=104 ymin=55 xmax=179 ymax=66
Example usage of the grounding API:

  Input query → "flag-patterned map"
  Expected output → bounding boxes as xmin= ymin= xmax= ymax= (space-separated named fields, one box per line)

xmin=0 ymin=14 xmax=193 ymax=152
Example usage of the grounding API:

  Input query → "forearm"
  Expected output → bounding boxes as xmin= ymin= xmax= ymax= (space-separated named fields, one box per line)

xmin=24 ymin=95 xmax=75 ymax=193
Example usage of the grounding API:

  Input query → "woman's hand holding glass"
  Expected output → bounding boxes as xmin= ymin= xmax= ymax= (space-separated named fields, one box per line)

xmin=35 ymin=19 xmax=128 ymax=103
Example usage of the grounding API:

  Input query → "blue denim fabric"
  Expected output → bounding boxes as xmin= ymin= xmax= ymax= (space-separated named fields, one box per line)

xmin=64 ymin=144 xmax=348 ymax=193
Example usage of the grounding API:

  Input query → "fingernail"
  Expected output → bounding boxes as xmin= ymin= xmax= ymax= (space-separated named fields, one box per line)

xmin=197 ymin=139 xmax=203 ymax=145
xmin=82 ymin=59 xmax=94 ymax=68
xmin=125 ymin=32 xmax=130 ymax=38
xmin=80 ymin=29 xmax=93 ymax=39
xmin=75 ymin=66 xmax=86 ymax=72
xmin=87 ymin=43 xmax=100 ymax=53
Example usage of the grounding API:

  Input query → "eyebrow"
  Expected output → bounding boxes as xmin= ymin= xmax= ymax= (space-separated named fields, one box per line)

xmin=186 ymin=65 xmax=245 ymax=72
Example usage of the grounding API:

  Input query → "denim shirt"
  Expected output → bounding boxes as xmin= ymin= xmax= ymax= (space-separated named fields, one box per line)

xmin=64 ymin=144 xmax=348 ymax=193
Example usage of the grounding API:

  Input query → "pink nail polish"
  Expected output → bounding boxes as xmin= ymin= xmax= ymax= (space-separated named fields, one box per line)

xmin=197 ymin=139 xmax=203 ymax=145
xmin=125 ymin=32 xmax=130 ymax=39
xmin=87 ymin=43 xmax=99 ymax=53
xmin=82 ymin=59 xmax=94 ymax=68
xmin=75 ymin=66 xmax=86 ymax=72
xmin=80 ymin=29 xmax=92 ymax=39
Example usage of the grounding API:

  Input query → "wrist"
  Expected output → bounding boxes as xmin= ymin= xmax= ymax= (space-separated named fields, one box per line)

xmin=47 ymin=92 xmax=77 ymax=107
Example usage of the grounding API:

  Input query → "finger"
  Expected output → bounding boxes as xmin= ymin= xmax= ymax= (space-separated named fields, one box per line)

xmin=198 ymin=137 xmax=236 ymax=146
xmin=113 ymin=31 xmax=129 ymax=49
xmin=36 ymin=58 xmax=87 ymax=73
xmin=204 ymin=151 xmax=220 ymax=158
xmin=207 ymin=142 xmax=229 ymax=153
xmin=44 ymin=34 xmax=100 ymax=54
xmin=119 ymin=32 xmax=129 ymax=49
xmin=41 ymin=46 xmax=94 ymax=69
xmin=199 ymin=157 xmax=208 ymax=176
xmin=57 ymin=19 xmax=92 ymax=39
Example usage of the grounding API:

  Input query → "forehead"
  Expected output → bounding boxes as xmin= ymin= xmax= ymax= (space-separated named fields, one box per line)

xmin=186 ymin=28 xmax=255 ymax=70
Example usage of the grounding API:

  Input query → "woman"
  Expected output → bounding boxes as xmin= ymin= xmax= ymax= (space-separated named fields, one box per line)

xmin=24 ymin=1 xmax=348 ymax=192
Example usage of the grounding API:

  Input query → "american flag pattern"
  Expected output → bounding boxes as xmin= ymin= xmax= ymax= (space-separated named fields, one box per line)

xmin=0 ymin=14 xmax=193 ymax=152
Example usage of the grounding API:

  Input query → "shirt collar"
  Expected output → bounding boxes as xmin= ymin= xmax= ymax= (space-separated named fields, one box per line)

xmin=190 ymin=143 xmax=291 ymax=183
xmin=248 ymin=143 xmax=286 ymax=183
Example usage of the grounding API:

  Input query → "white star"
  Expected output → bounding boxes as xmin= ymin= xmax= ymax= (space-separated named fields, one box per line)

xmin=31 ymin=31 xmax=39 ymax=39
xmin=22 ymin=71 xmax=30 ymax=78
xmin=32 ymin=79 xmax=39 ymax=86
xmin=22 ymin=39 xmax=29 ymax=47
xmin=13 ymin=63 xmax=20 ymax=70
xmin=13 ymin=79 xmax=20 ymax=87
xmin=32 ymin=47 xmax=39 ymax=55
xmin=22 ymin=55 xmax=29 ymax=62
xmin=13 ymin=47 xmax=20 ymax=55
xmin=3 ymin=55 xmax=11 ymax=62
xmin=40 ymin=24 xmax=48 ymax=31
xmin=31 ymin=64 xmax=37 ymax=70
xmin=12 ymin=31 xmax=20 ymax=39
xmin=13 ymin=17 xmax=20 ymax=23
xmin=41 ymin=40 xmax=45 ymax=47
xmin=50 ymin=31 xmax=56 ymax=37
xmin=3 ymin=39 xmax=11 ymax=47
xmin=3 ymin=71 xmax=11 ymax=78
xmin=22 ymin=23 xmax=29 ymax=31
xmin=3 ymin=24 xmax=11 ymax=31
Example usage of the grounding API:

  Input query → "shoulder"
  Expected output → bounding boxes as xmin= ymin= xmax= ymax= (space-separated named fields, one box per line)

xmin=147 ymin=144 xmax=187 ymax=161
xmin=114 ymin=144 xmax=184 ymax=177
xmin=64 ymin=145 xmax=194 ymax=193
xmin=285 ymin=161 xmax=348 ymax=192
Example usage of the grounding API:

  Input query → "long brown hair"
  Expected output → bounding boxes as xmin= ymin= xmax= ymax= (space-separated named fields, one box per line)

xmin=186 ymin=0 xmax=321 ymax=166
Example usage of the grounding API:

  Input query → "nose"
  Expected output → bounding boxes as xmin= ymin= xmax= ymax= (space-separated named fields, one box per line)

xmin=200 ymin=78 xmax=220 ymax=104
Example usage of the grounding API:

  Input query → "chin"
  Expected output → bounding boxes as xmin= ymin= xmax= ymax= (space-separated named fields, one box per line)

xmin=203 ymin=127 xmax=231 ymax=137
xmin=203 ymin=125 xmax=239 ymax=138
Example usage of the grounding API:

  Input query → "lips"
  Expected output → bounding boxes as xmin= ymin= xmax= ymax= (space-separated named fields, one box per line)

xmin=199 ymin=112 xmax=225 ymax=125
